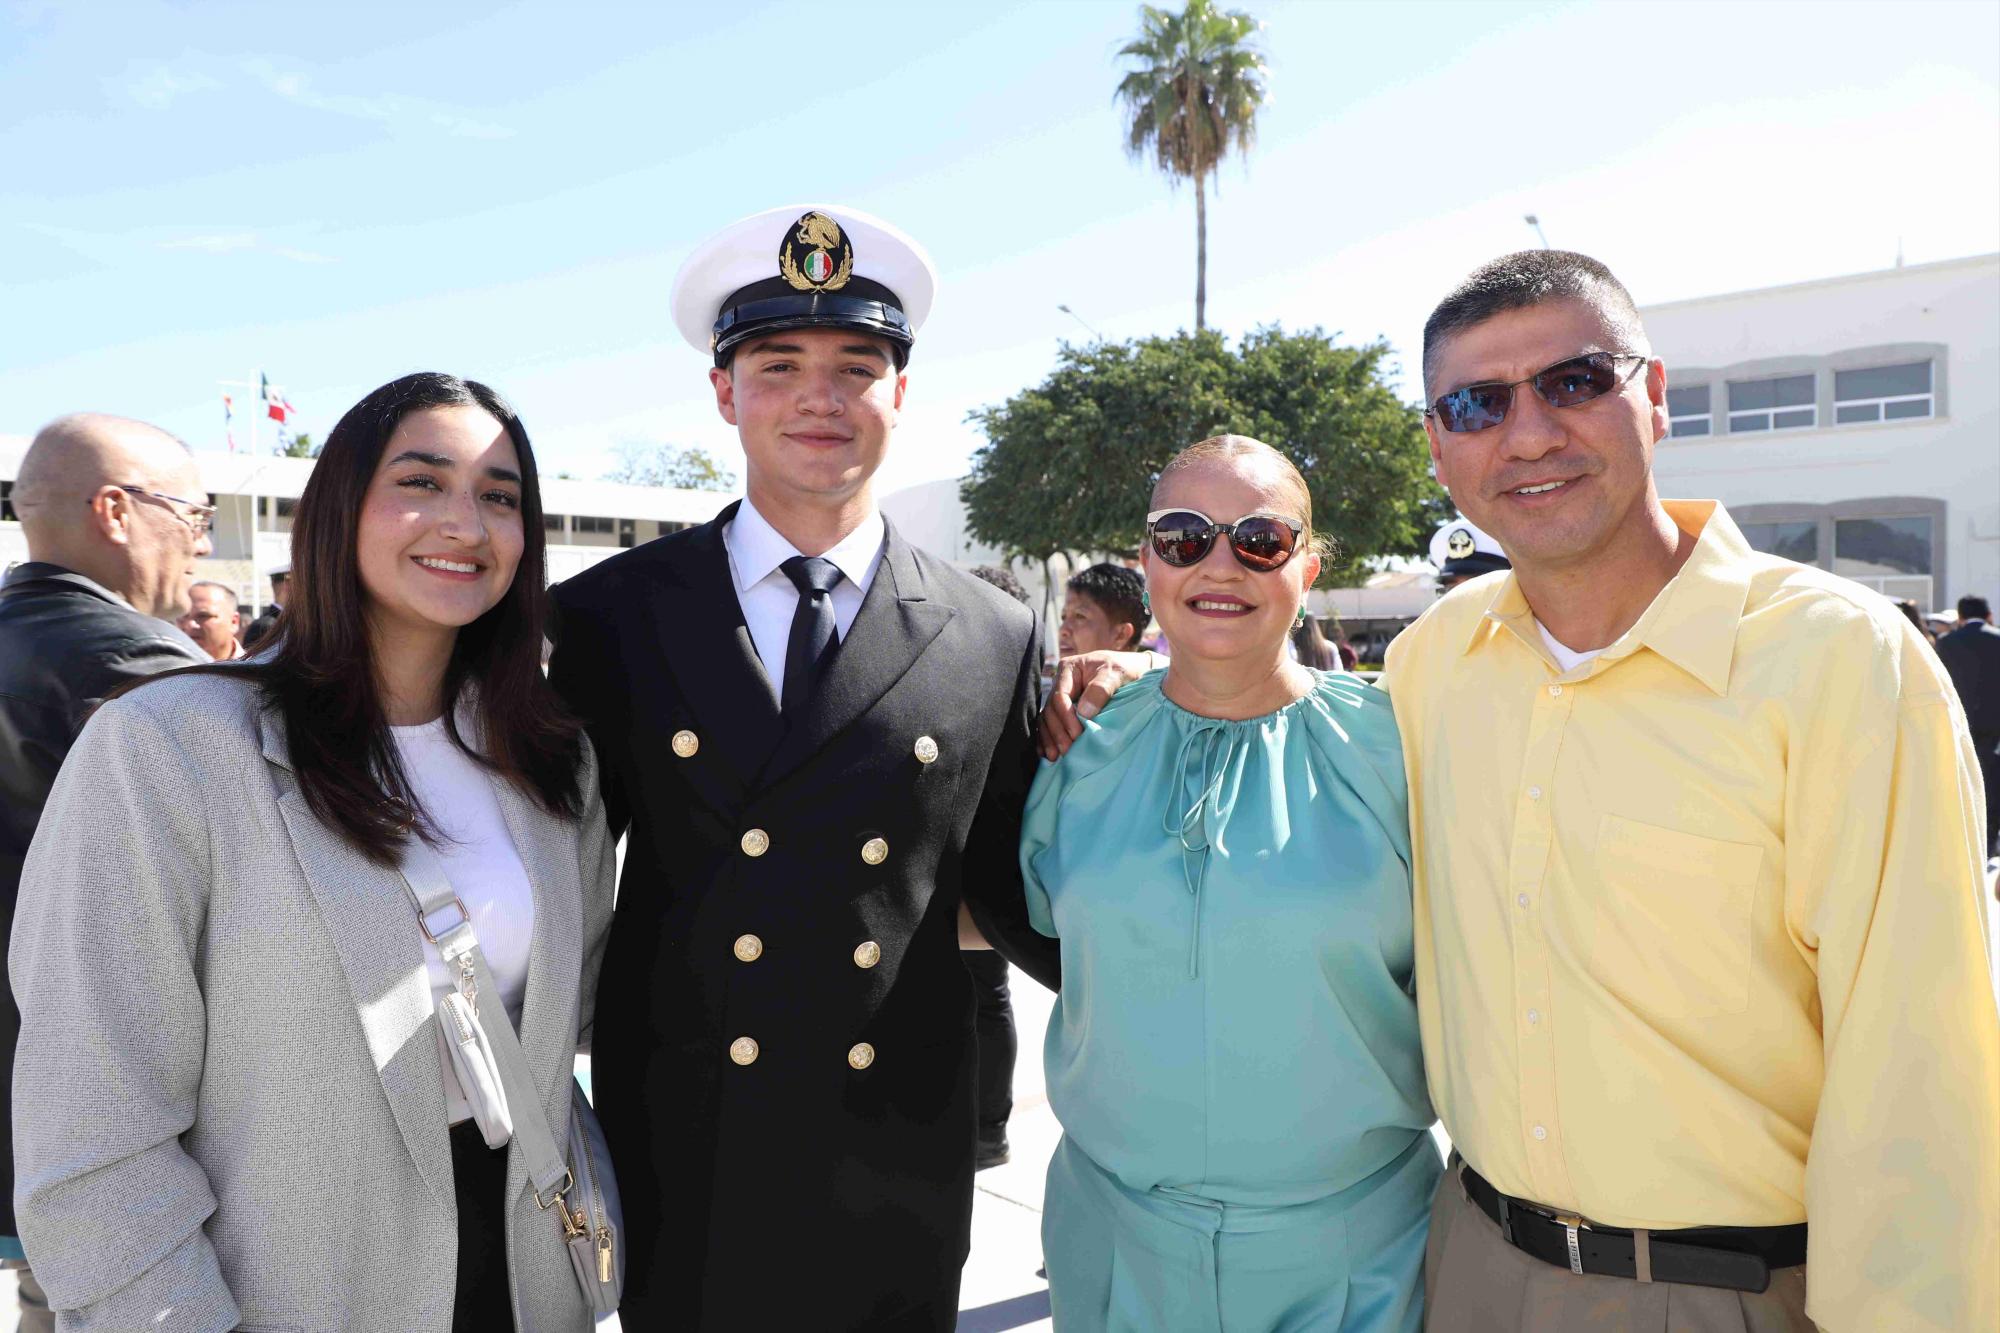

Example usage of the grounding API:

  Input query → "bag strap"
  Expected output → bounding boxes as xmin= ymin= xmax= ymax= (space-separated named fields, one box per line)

xmin=397 ymin=835 xmax=574 ymax=1210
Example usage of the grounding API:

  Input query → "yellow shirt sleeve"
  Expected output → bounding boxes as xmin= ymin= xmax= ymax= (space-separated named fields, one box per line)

xmin=1798 ymin=633 xmax=2000 ymax=1333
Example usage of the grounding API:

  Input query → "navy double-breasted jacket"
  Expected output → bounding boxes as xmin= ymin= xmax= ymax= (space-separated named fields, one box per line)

xmin=549 ymin=503 xmax=1058 ymax=1331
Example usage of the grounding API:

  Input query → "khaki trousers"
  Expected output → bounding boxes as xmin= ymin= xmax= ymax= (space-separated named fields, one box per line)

xmin=1423 ymin=1162 xmax=1814 ymax=1333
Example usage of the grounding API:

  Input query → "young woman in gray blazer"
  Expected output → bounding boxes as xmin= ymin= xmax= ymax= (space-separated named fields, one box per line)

xmin=10 ymin=373 xmax=616 ymax=1331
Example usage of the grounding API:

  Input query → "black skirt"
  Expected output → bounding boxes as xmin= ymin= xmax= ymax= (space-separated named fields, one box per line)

xmin=450 ymin=1119 xmax=516 ymax=1331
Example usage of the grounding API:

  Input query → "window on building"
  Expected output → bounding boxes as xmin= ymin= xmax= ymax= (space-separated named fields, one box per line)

xmin=1739 ymin=520 xmax=1818 ymax=564
xmin=1834 ymin=516 xmax=1932 ymax=577
xmin=1 ymin=480 xmax=14 ymax=522
xmin=1726 ymin=374 xmax=1815 ymax=432
xmin=1833 ymin=362 xmax=1933 ymax=425
xmin=544 ymin=513 xmax=566 ymax=533
xmin=1666 ymin=385 xmax=1711 ymax=437
xmin=573 ymin=515 xmax=614 ymax=534
xmin=619 ymin=518 xmax=636 ymax=549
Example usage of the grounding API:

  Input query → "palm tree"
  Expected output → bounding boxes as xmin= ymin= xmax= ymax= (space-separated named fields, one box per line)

xmin=1115 ymin=0 xmax=1267 ymax=332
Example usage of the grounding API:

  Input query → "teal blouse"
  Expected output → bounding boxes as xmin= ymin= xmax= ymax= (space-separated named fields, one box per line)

xmin=1022 ymin=669 xmax=1432 ymax=1207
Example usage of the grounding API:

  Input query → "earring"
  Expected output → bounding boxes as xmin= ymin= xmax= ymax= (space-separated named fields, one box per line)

xmin=1141 ymin=591 xmax=1151 ymax=617
xmin=1295 ymin=604 xmax=1308 ymax=627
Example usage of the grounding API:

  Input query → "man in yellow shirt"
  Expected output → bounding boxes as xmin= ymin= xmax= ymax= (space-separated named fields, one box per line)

xmin=1042 ymin=251 xmax=1999 ymax=1332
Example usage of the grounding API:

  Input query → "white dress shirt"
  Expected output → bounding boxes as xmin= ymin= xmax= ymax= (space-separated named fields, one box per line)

xmin=724 ymin=496 xmax=886 ymax=703
xmin=391 ymin=716 xmax=536 ymax=1125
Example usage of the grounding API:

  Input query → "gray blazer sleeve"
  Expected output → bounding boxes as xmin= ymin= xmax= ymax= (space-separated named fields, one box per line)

xmin=575 ymin=740 xmax=616 ymax=1055
xmin=9 ymin=696 xmax=240 ymax=1330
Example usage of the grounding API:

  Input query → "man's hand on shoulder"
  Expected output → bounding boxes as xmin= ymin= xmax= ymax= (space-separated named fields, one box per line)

xmin=1038 ymin=650 xmax=1156 ymax=760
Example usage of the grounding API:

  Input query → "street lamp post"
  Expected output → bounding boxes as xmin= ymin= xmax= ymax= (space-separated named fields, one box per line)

xmin=1524 ymin=214 xmax=1550 ymax=249
xmin=1057 ymin=303 xmax=1104 ymax=342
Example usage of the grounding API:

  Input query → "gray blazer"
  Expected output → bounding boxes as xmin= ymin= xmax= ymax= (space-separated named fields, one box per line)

xmin=9 ymin=671 xmax=615 ymax=1332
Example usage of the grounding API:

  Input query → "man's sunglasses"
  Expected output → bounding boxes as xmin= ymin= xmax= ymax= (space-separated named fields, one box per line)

xmin=1425 ymin=352 xmax=1649 ymax=434
xmin=1145 ymin=509 xmax=1302 ymax=572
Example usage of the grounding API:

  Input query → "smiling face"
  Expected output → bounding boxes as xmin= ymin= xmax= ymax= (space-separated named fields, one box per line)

xmin=354 ymin=404 xmax=524 ymax=648
xmin=1143 ymin=456 xmax=1320 ymax=670
xmin=1424 ymin=297 xmax=1668 ymax=574
xmin=711 ymin=327 xmax=906 ymax=512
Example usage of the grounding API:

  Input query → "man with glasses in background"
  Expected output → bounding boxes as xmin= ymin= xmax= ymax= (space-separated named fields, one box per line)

xmin=0 ymin=413 xmax=211 ymax=1330
xmin=1044 ymin=251 xmax=1998 ymax=1332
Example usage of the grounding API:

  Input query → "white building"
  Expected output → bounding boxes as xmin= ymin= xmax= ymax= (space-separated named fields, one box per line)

xmin=0 ymin=438 xmax=730 ymax=611
xmin=1646 ymin=252 xmax=1999 ymax=612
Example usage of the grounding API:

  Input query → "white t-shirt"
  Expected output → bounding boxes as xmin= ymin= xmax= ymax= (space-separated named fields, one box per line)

xmin=723 ymin=496 xmax=886 ymax=702
xmin=1536 ymin=619 xmax=1606 ymax=673
xmin=391 ymin=717 xmax=537 ymax=1124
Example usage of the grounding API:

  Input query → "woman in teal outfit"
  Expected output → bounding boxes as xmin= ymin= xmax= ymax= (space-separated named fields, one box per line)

xmin=1021 ymin=435 xmax=1439 ymax=1332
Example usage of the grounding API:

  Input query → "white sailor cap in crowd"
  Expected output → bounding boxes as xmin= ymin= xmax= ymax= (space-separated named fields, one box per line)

xmin=1428 ymin=517 xmax=1510 ymax=584
xmin=670 ymin=204 xmax=937 ymax=369
xmin=268 ymin=560 xmax=292 ymax=581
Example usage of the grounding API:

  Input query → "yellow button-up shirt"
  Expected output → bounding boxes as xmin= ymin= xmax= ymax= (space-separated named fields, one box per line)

xmin=1383 ymin=501 xmax=1998 ymax=1333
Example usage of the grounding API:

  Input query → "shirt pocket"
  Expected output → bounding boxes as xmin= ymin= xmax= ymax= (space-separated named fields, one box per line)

xmin=1586 ymin=814 xmax=1764 ymax=1019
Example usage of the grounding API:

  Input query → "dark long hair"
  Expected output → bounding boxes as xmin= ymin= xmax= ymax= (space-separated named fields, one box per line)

xmin=134 ymin=372 xmax=584 ymax=862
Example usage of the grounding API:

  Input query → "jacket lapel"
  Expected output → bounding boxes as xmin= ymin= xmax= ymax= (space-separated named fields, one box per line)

xmin=488 ymin=770 xmax=579 ymax=1166
xmin=259 ymin=713 xmax=456 ymax=1218
xmin=758 ymin=519 xmax=954 ymax=789
xmin=646 ymin=504 xmax=783 ymax=813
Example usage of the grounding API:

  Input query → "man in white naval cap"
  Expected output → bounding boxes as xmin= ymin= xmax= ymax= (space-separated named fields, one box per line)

xmin=549 ymin=205 xmax=1058 ymax=1331
xmin=1428 ymin=515 xmax=1511 ymax=593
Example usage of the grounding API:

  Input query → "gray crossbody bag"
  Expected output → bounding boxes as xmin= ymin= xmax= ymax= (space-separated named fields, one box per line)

xmin=398 ymin=836 xmax=624 ymax=1314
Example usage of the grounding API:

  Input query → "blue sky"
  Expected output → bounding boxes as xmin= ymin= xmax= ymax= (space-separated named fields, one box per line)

xmin=4 ymin=0 xmax=1996 ymax=497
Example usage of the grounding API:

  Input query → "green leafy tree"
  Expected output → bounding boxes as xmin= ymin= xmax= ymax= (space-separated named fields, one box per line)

xmin=281 ymin=431 xmax=318 ymax=459
xmin=1116 ymin=0 xmax=1268 ymax=331
xmin=961 ymin=328 xmax=1441 ymax=586
xmin=604 ymin=442 xmax=737 ymax=492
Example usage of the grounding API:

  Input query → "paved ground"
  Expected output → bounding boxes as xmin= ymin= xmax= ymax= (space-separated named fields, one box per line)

xmin=6 ymin=867 xmax=1997 ymax=1331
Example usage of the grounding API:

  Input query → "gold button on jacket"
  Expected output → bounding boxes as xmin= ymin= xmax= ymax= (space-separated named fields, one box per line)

xmin=733 ymin=934 xmax=763 ymax=963
xmin=671 ymin=729 xmax=699 ymax=758
xmin=847 ymin=1042 xmax=876 ymax=1070
xmin=860 ymin=837 xmax=888 ymax=866
xmin=740 ymin=828 xmax=770 ymax=857
xmin=729 ymin=1037 xmax=759 ymax=1066
xmin=853 ymin=940 xmax=881 ymax=969
xmin=913 ymin=735 xmax=939 ymax=764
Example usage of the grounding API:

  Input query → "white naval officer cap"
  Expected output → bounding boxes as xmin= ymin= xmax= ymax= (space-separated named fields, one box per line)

xmin=1428 ymin=517 xmax=1510 ymax=585
xmin=670 ymin=204 xmax=938 ymax=369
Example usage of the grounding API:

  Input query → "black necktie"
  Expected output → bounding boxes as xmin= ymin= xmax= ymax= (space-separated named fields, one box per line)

xmin=780 ymin=555 xmax=843 ymax=720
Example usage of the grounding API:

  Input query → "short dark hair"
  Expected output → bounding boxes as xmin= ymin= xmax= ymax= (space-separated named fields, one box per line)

xmin=1960 ymin=595 xmax=1992 ymax=621
xmin=1422 ymin=250 xmax=1648 ymax=394
xmin=1066 ymin=562 xmax=1147 ymax=650
xmin=968 ymin=564 xmax=1029 ymax=605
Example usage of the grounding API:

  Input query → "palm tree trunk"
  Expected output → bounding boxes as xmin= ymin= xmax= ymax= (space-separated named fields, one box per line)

xmin=1194 ymin=172 xmax=1208 ymax=332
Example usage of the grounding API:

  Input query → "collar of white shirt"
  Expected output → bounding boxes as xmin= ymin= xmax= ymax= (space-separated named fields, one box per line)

xmin=724 ymin=495 xmax=887 ymax=598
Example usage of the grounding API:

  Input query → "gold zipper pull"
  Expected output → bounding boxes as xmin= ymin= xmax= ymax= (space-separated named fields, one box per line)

xmin=597 ymin=1227 xmax=614 ymax=1283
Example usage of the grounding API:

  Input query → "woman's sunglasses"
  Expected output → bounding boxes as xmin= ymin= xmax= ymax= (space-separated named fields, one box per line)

xmin=1426 ymin=351 xmax=1649 ymax=434
xmin=1145 ymin=509 xmax=1302 ymax=572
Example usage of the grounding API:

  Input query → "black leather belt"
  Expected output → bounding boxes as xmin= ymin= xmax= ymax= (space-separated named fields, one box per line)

xmin=1459 ymin=1163 xmax=1806 ymax=1294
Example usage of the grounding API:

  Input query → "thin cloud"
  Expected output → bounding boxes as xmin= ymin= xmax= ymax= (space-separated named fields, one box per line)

xmin=243 ymin=57 xmax=514 ymax=140
xmin=159 ymin=232 xmax=333 ymax=264
xmin=115 ymin=62 xmax=221 ymax=110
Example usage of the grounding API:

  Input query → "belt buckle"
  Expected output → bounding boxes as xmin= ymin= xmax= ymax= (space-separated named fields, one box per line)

xmin=1554 ymin=1213 xmax=1587 ymax=1275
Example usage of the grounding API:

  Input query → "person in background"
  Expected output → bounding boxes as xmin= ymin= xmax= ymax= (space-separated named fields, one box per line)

xmin=1059 ymin=561 xmax=1147 ymax=656
xmin=1043 ymin=250 xmax=1999 ymax=1332
xmin=177 ymin=579 xmax=246 ymax=660
xmin=11 ymin=374 xmax=613 ymax=1330
xmin=1427 ymin=515 xmax=1510 ymax=593
xmin=1025 ymin=434 xmax=1436 ymax=1331
xmin=966 ymin=563 xmax=1031 ymax=1169
xmin=242 ymin=560 xmax=290 ymax=651
xmin=1292 ymin=611 xmax=1340 ymax=669
xmin=0 ymin=413 xmax=210 ymax=1331
xmin=1934 ymin=594 xmax=2000 ymax=858
xmin=1892 ymin=596 xmax=1934 ymax=643
xmin=1324 ymin=608 xmax=1360 ymax=671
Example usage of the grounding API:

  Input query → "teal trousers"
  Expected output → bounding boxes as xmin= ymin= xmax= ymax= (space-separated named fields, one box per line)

xmin=1043 ymin=1134 xmax=1441 ymax=1333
